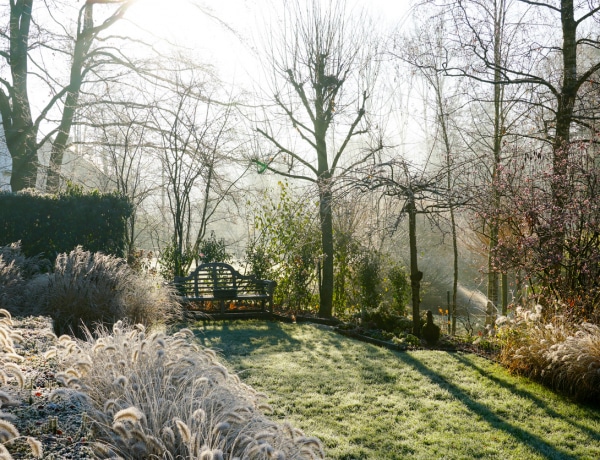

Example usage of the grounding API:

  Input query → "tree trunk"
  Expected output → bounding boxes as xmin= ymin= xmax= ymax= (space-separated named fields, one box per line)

xmin=3 ymin=0 xmax=38 ymax=191
xmin=486 ymin=227 xmax=499 ymax=325
xmin=46 ymin=4 xmax=94 ymax=192
xmin=451 ymin=208 xmax=458 ymax=335
xmin=501 ymin=272 xmax=508 ymax=315
xmin=407 ymin=197 xmax=422 ymax=337
xmin=318 ymin=180 xmax=334 ymax=318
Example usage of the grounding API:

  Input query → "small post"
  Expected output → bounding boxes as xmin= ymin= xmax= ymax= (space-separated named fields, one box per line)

xmin=447 ymin=290 xmax=451 ymax=335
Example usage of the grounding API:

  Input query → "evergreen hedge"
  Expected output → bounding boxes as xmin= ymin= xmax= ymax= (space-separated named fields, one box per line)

xmin=0 ymin=189 xmax=132 ymax=263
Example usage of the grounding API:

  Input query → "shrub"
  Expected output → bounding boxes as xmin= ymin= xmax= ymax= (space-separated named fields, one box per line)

xmin=387 ymin=264 xmax=410 ymax=316
xmin=361 ymin=307 xmax=412 ymax=334
xmin=58 ymin=322 xmax=325 ymax=459
xmin=356 ymin=250 xmax=382 ymax=313
xmin=245 ymin=182 xmax=320 ymax=312
xmin=39 ymin=247 xmax=181 ymax=337
xmin=0 ymin=188 xmax=132 ymax=264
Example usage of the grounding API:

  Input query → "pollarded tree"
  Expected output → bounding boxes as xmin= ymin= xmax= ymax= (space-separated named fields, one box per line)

xmin=255 ymin=0 xmax=381 ymax=318
xmin=358 ymin=160 xmax=453 ymax=337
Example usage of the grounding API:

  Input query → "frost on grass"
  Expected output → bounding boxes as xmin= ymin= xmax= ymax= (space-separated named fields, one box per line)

xmin=60 ymin=321 xmax=325 ymax=459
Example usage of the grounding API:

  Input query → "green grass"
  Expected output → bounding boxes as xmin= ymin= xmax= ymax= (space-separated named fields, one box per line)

xmin=188 ymin=320 xmax=600 ymax=460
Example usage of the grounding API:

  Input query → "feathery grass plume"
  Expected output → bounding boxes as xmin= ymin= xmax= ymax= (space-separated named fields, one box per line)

xmin=2 ymin=363 xmax=24 ymax=389
xmin=8 ymin=332 xmax=22 ymax=344
xmin=92 ymin=342 xmax=106 ymax=353
xmin=212 ymin=422 xmax=230 ymax=436
xmin=199 ymin=449 xmax=213 ymax=460
xmin=114 ymin=406 xmax=146 ymax=425
xmin=174 ymin=418 xmax=192 ymax=444
xmin=161 ymin=426 xmax=176 ymax=448
xmin=175 ymin=328 xmax=194 ymax=338
xmin=0 ymin=328 xmax=11 ymax=346
xmin=64 ymin=367 xmax=81 ymax=378
xmin=42 ymin=330 xmax=57 ymax=340
xmin=0 ymin=412 xmax=16 ymax=423
xmin=43 ymin=347 xmax=57 ymax=359
xmin=0 ymin=392 xmax=17 ymax=408
xmin=258 ymin=403 xmax=274 ymax=414
xmin=113 ymin=375 xmax=128 ymax=387
xmin=111 ymin=421 xmax=129 ymax=440
xmin=0 ymin=420 xmax=19 ymax=443
xmin=26 ymin=437 xmax=43 ymax=458
xmin=73 ymin=360 xmax=92 ymax=374
xmin=103 ymin=399 xmax=119 ymax=414
xmin=48 ymin=388 xmax=69 ymax=401
xmin=0 ymin=442 xmax=12 ymax=460
xmin=2 ymin=353 xmax=23 ymax=363
xmin=192 ymin=408 xmax=207 ymax=424
xmin=58 ymin=334 xmax=73 ymax=344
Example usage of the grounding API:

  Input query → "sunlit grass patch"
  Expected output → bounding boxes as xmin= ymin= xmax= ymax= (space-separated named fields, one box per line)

xmin=192 ymin=320 xmax=600 ymax=460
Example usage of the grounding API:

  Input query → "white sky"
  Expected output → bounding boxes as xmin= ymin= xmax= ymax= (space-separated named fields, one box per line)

xmin=124 ymin=0 xmax=412 ymax=85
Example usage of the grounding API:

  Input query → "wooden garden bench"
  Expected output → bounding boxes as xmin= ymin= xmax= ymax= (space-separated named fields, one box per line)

xmin=173 ymin=262 xmax=276 ymax=314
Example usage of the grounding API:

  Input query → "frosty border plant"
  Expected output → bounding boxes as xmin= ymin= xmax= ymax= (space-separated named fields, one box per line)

xmin=59 ymin=322 xmax=325 ymax=459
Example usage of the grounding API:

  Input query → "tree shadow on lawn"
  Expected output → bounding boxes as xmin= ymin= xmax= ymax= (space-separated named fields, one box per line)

xmin=190 ymin=320 xmax=595 ymax=458
xmin=192 ymin=319 xmax=304 ymax=356
xmin=396 ymin=351 xmax=586 ymax=460
xmin=448 ymin=352 xmax=600 ymax=442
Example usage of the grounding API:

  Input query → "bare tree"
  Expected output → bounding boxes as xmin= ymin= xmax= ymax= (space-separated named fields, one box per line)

xmin=358 ymin=160 xmax=454 ymax=337
xmin=154 ymin=74 xmax=246 ymax=278
xmin=255 ymin=0 xmax=381 ymax=318
xmin=77 ymin=91 xmax=161 ymax=260
xmin=0 ymin=0 xmax=135 ymax=192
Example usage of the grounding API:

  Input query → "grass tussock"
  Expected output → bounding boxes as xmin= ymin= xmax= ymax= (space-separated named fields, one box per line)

xmin=0 ymin=242 xmax=49 ymax=314
xmin=29 ymin=246 xmax=181 ymax=336
xmin=58 ymin=321 xmax=324 ymax=459
xmin=498 ymin=305 xmax=600 ymax=401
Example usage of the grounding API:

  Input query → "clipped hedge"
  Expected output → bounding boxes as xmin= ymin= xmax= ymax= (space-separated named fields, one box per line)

xmin=0 ymin=189 xmax=132 ymax=262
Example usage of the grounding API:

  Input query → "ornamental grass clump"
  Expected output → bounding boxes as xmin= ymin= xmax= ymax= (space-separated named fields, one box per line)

xmin=39 ymin=246 xmax=181 ymax=337
xmin=497 ymin=304 xmax=600 ymax=401
xmin=60 ymin=321 xmax=325 ymax=459
xmin=0 ymin=242 xmax=49 ymax=315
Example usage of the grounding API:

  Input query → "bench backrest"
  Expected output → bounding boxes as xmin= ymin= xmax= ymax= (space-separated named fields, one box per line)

xmin=174 ymin=262 xmax=274 ymax=298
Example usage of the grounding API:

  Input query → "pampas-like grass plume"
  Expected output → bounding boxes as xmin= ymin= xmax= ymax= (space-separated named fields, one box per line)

xmin=114 ymin=406 xmax=145 ymax=425
xmin=0 ymin=420 xmax=19 ymax=443
xmin=26 ymin=436 xmax=43 ymax=458
xmin=2 ymin=363 xmax=24 ymax=389
xmin=0 ymin=442 xmax=12 ymax=460
xmin=2 ymin=353 xmax=24 ymax=363
xmin=174 ymin=418 xmax=192 ymax=444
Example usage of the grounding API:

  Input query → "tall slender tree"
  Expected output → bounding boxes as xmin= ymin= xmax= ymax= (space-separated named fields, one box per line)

xmin=255 ymin=0 xmax=380 ymax=318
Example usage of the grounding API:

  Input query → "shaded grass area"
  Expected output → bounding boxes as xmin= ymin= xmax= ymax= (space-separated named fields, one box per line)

xmin=190 ymin=320 xmax=600 ymax=460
